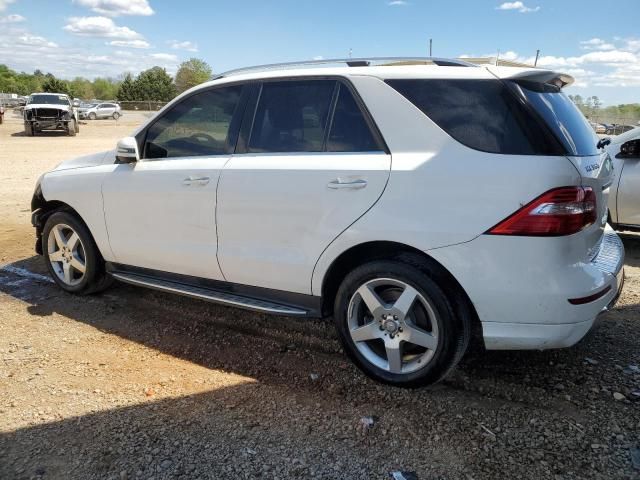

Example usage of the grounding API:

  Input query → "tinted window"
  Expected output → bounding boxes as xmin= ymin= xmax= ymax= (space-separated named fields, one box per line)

xmin=144 ymin=86 xmax=242 ymax=159
xmin=327 ymin=84 xmax=380 ymax=152
xmin=386 ymin=79 xmax=565 ymax=156
xmin=515 ymin=81 xmax=599 ymax=156
xmin=248 ymin=80 xmax=334 ymax=153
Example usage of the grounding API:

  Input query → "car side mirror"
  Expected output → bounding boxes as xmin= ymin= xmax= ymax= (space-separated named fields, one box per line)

xmin=618 ymin=139 xmax=640 ymax=159
xmin=116 ymin=137 xmax=140 ymax=164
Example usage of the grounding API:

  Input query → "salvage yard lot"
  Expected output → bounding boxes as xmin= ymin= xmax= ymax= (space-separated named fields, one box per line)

xmin=0 ymin=114 xmax=639 ymax=479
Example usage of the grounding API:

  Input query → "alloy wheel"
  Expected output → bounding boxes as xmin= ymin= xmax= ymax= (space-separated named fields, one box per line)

xmin=347 ymin=278 xmax=439 ymax=374
xmin=47 ymin=223 xmax=87 ymax=286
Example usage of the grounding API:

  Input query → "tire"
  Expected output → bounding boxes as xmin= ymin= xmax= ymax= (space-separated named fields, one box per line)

xmin=75 ymin=119 xmax=80 ymax=133
xmin=24 ymin=122 xmax=32 ymax=136
xmin=112 ymin=112 xmax=120 ymax=120
xmin=67 ymin=119 xmax=76 ymax=136
xmin=42 ymin=211 xmax=113 ymax=295
xmin=333 ymin=255 xmax=470 ymax=387
xmin=88 ymin=112 xmax=96 ymax=120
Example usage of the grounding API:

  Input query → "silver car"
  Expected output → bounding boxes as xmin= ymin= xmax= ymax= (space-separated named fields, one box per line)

xmin=80 ymin=102 xmax=121 ymax=120
xmin=606 ymin=126 xmax=640 ymax=229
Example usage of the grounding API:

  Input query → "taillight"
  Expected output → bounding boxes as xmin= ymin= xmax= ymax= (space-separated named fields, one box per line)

xmin=487 ymin=186 xmax=597 ymax=236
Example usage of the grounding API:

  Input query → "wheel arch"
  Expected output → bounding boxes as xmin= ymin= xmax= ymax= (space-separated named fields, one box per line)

xmin=32 ymin=191 xmax=100 ymax=258
xmin=319 ymin=240 xmax=483 ymax=344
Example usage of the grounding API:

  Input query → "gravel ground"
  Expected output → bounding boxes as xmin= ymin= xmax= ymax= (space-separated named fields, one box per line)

xmin=0 ymin=112 xmax=639 ymax=479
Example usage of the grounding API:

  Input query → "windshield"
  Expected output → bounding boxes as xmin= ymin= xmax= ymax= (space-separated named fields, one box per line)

xmin=512 ymin=81 xmax=599 ymax=156
xmin=29 ymin=94 xmax=70 ymax=106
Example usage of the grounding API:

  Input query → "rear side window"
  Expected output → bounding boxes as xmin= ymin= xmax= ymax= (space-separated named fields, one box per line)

xmin=327 ymin=84 xmax=380 ymax=152
xmin=386 ymin=79 xmax=565 ymax=156
xmin=248 ymin=80 xmax=334 ymax=153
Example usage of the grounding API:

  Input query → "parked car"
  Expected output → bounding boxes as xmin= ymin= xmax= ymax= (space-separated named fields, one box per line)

xmin=23 ymin=93 xmax=79 ymax=136
xmin=80 ymin=102 xmax=122 ymax=120
xmin=30 ymin=58 xmax=624 ymax=387
xmin=606 ymin=127 xmax=640 ymax=229
xmin=606 ymin=124 xmax=635 ymax=136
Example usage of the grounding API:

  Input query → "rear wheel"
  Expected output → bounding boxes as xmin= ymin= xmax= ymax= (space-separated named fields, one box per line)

xmin=333 ymin=257 xmax=469 ymax=387
xmin=112 ymin=112 xmax=120 ymax=120
xmin=42 ymin=211 xmax=112 ymax=294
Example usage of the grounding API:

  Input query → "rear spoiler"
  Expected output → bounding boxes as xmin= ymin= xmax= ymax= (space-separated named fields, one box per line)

xmin=486 ymin=66 xmax=575 ymax=89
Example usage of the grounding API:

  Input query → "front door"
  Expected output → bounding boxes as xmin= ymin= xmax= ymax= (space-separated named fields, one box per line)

xmin=102 ymin=84 xmax=246 ymax=280
xmin=216 ymin=79 xmax=391 ymax=294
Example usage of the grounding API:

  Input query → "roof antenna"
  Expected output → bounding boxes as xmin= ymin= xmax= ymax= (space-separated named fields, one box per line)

xmin=348 ymin=48 xmax=352 ymax=59
xmin=429 ymin=38 xmax=432 ymax=57
xmin=495 ymin=49 xmax=500 ymax=66
xmin=534 ymin=49 xmax=540 ymax=67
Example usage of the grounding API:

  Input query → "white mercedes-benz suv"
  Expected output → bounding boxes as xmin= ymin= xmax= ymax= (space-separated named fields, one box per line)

xmin=31 ymin=58 xmax=624 ymax=387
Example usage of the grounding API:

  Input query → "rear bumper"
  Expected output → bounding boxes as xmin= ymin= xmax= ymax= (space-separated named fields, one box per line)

xmin=428 ymin=225 xmax=625 ymax=350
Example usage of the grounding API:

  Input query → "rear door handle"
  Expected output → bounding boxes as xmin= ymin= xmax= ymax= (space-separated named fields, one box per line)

xmin=327 ymin=179 xmax=367 ymax=190
xmin=183 ymin=176 xmax=210 ymax=186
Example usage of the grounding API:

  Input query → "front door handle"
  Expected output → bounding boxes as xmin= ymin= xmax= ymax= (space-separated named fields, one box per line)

xmin=183 ymin=176 xmax=210 ymax=186
xmin=327 ymin=179 xmax=367 ymax=190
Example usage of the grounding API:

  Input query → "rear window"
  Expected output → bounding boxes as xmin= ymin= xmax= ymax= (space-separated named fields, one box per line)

xmin=386 ymin=79 xmax=590 ymax=156
xmin=514 ymin=81 xmax=599 ymax=156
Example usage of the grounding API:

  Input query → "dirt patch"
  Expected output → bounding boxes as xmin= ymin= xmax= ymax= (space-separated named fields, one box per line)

xmin=0 ymin=117 xmax=639 ymax=479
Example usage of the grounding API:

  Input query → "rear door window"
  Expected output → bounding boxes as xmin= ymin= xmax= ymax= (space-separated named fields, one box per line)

xmin=386 ymin=79 xmax=566 ymax=156
xmin=248 ymin=80 xmax=335 ymax=153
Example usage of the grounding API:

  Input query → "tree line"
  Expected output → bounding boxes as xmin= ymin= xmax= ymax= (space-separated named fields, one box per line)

xmin=569 ymin=94 xmax=640 ymax=124
xmin=0 ymin=58 xmax=212 ymax=102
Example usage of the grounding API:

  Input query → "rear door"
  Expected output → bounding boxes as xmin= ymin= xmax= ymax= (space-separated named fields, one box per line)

xmin=216 ymin=79 xmax=391 ymax=294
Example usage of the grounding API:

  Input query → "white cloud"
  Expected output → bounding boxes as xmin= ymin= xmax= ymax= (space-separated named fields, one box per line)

xmin=622 ymin=38 xmax=640 ymax=53
xmin=63 ymin=16 xmax=143 ymax=40
xmin=0 ymin=26 xmax=179 ymax=81
xmin=167 ymin=40 xmax=198 ymax=52
xmin=73 ymin=0 xmax=153 ymax=17
xmin=150 ymin=53 xmax=178 ymax=62
xmin=16 ymin=34 xmax=58 ymax=48
xmin=580 ymin=38 xmax=615 ymax=51
xmin=313 ymin=55 xmax=324 ymax=60
xmin=0 ymin=13 xmax=24 ymax=22
xmin=388 ymin=1 xmax=408 ymax=5
xmin=0 ymin=0 xmax=17 ymax=12
xmin=496 ymin=2 xmax=540 ymax=13
xmin=107 ymin=39 xmax=150 ymax=49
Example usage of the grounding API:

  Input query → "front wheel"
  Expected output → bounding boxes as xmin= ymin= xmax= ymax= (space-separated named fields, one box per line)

xmin=333 ymin=257 xmax=469 ymax=387
xmin=67 ymin=119 xmax=76 ymax=136
xmin=42 ymin=211 xmax=112 ymax=294
xmin=88 ymin=112 xmax=96 ymax=120
xmin=112 ymin=112 xmax=120 ymax=120
xmin=24 ymin=122 xmax=33 ymax=136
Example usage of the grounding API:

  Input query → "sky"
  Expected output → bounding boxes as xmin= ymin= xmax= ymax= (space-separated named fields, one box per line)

xmin=0 ymin=0 xmax=639 ymax=105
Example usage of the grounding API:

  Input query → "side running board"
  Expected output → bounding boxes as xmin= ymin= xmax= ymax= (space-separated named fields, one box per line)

xmin=110 ymin=271 xmax=308 ymax=316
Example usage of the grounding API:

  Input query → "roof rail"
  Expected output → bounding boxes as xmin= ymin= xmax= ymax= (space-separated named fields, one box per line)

xmin=213 ymin=57 xmax=477 ymax=80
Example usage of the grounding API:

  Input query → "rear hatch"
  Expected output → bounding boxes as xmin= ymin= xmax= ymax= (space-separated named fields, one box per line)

xmin=491 ymin=70 xmax=613 ymax=256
